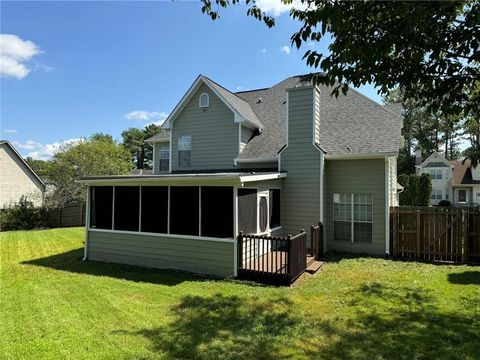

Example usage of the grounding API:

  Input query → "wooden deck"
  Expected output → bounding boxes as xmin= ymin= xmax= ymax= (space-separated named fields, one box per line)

xmin=244 ymin=252 xmax=321 ymax=275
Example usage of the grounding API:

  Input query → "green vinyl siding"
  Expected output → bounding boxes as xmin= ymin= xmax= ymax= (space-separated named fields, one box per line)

xmin=171 ymin=83 xmax=238 ymax=171
xmin=324 ymin=158 xmax=386 ymax=255
xmin=280 ymin=86 xmax=322 ymax=240
xmin=153 ymin=142 xmax=170 ymax=174
xmin=87 ymin=230 xmax=234 ymax=277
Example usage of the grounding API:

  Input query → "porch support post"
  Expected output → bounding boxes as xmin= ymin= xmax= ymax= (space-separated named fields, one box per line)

xmin=82 ymin=185 xmax=91 ymax=261
xmin=233 ymin=186 xmax=238 ymax=277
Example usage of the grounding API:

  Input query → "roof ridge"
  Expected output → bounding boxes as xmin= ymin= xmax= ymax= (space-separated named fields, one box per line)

xmin=202 ymin=75 xmax=251 ymax=103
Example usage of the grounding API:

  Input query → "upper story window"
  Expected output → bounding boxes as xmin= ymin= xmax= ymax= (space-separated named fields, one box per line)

xmin=428 ymin=169 xmax=443 ymax=180
xmin=158 ymin=146 xmax=170 ymax=172
xmin=178 ymin=135 xmax=192 ymax=168
xmin=199 ymin=93 xmax=209 ymax=108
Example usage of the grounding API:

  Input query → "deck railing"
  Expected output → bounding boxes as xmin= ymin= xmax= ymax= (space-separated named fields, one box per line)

xmin=237 ymin=230 xmax=307 ymax=285
xmin=310 ymin=222 xmax=324 ymax=260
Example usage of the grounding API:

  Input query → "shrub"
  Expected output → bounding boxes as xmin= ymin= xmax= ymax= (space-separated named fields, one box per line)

xmin=417 ymin=173 xmax=432 ymax=206
xmin=0 ymin=196 xmax=49 ymax=231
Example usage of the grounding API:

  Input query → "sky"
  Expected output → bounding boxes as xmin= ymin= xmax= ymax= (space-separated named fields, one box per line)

xmin=1 ymin=1 xmax=384 ymax=160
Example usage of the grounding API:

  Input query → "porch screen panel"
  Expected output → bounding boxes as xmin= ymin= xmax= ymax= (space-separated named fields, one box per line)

xmin=170 ymin=186 xmax=199 ymax=236
xmin=90 ymin=186 xmax=113 ymax=229
xmin=141 ymin=187 xmax=168 ymax=233
xmin=114 ymin=186 xmax=140 ymax=231
xmin=269 ymin=189 xmax=281 ymax=228
xmin=201 ymin=187 xmax=233 ymax=238
xmin=238 ymin=188 xmax=257 ymax=234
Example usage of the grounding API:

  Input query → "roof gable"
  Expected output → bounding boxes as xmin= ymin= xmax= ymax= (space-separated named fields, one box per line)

xmin=163 ymin=75 xmax=262 ymax=130
xmin=0 ymin=140 xmax=46 ymax=190
xmin=419 ymin=151 xmax=452 ymax=169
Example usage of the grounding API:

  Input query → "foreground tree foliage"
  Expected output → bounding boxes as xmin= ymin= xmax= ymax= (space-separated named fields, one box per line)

xmin=201 ymin=0 xmax=479 ymax=116
xmin=47 ymin=134 xmax=132 ymax=206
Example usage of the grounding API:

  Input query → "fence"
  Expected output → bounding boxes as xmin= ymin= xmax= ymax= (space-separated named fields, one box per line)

xmin=310 ymin=223 xmax=324 ymax=260
xmin=48 ymin=203 xmax=86 ymax=228
xmin=237 ymin=230 xmax=307 ymax=285
xmin=390 ymin=206 xmax=480 ymax=263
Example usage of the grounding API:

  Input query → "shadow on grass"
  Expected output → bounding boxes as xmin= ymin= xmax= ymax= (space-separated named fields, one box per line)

xmin=22 ymin=248 xmax=219 ymax=286
xmin=304 ymin=282 xmax=480 ymax=359
xmin=448 ymin=271 xmax=480 ymax=285
xmin=113 ymin=282 xmax=480 ymax=359
xmin=114 ymin=294 xmax=302 ymax=359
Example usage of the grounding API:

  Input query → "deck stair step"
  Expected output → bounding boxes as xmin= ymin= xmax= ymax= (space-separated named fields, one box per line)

xmin=305 ymin=260 xmax=323 ymax=274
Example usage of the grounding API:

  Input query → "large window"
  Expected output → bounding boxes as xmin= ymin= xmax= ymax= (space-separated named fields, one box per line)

xmin=238 ymin=188 xmax=257 ymax=234
xmin=431 ymin=189 xmax=442 ymax=201
xmin=201 ymin=187 xmax=233 ymax=238
xmin=90 ymin=186 xmax=113 ymax=229
xmin=334 ymin=193 xmax=373 ymax=243
xmin=170 ymin=186 xmax=199 ymax=236
xmin=428 ymin=169 xmax=443 ymax=180
xmin=114 ymin=187 xmax=140 ymax=231
xmin=158 ymin=146 xmax=170 ymax=172
xmin=141 ymin=187 xmax=168 ymax=233
xmin=178 ymin=136 xmax=191 ymax=168
xmin=269 ymin=189 xmax=281 ymax=229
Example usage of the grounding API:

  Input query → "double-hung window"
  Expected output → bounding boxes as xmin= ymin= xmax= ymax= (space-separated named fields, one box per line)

xmin=429 ymin=169 xmax=443 ymax=180
xmin=430 ymin=189 xmax=442 ymax=201
xmin=178 ymin=135 xmax=191 ymax=168
xmin=334 ymin=193 xmax=373 ymax=243
xmin=158 ymin=146 xmax=170 ymax=172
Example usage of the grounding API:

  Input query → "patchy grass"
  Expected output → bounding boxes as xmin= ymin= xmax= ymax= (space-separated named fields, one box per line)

xmin=1 ymin=228 xmax=479 ymax=359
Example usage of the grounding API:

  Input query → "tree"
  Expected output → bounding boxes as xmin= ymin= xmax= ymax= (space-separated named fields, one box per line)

xmin=418 ymin=173 xmax=433 ymax=206
xmin=47 ymin=134 xmax=132 ymax=206
xmin=202 ymin=1 xmax=479 ymax=116
xmin=121 ymin=124 xmax=162 ymax=169
xmin=462 ymin=84 xmax=480 ymax=167
xmin=25 ymin=157 xmax=53 ymax=182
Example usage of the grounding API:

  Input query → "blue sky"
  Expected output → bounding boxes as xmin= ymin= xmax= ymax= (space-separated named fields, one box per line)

xmin=1 ymin=1 xmax=383 ymax=160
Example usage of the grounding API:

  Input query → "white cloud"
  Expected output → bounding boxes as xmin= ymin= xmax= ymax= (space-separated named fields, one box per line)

xmin=13 ymin=139 xmax=42 ymax=151
xmin=0 ymin=34 xmax=42 ymax=79
xmin=280 ymin=45 xmax=291 ymax=55
xmin=25 ymin=138 xmax=81 ymax=160
xmin=255 ymin=0 xmax=306 ymax=16
xmin=261 ymin=48 xmax=267 ymax=53
xmin=124 ymin=110 xmax=169 ymax=126
xmin=3 ymin=129 xmax=18 ymax=134
xmin=236 ymin=86 xmax=245 ymax=91
xmin=307 ymin=42 xmax=315 ymax=47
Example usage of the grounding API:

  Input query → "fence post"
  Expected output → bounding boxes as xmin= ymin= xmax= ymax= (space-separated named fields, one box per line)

xmin=462 ymin=211 xmax=468 ymax=263
xmin=416 ymin=210 xmax=421 ymax=258
xmin=238 ymin=231 xmax=244 ymax=271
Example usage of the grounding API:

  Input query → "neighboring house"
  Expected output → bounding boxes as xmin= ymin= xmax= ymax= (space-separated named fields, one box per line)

xmin=80 ymin=74 xmax=402 ymax=277
xmin=0 ymin=140 xmax=45 ymax=208
xmin=416 ymin=151 xmax=480 ymax=206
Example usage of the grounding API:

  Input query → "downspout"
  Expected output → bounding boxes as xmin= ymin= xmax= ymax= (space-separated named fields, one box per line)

xmin=82 ymin=185 xmax=91 ymax=261
xmin=384 ymin=155 xmax=390 ymax=255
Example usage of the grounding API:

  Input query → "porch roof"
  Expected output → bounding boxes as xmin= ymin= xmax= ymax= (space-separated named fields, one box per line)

xmin=78 ymin=171 xmax=286 ymax=186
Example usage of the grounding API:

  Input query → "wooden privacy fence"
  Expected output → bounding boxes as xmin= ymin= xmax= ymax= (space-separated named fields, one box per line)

xmin=390 ymin=206 xmax=480 ymax=263
xmin=237 ymin=230 xmax=307 ymax=285
xmin=48 ymin=203 xmax=86 ymax=228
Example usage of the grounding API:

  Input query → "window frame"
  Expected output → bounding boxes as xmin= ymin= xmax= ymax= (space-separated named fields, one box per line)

xmin=158 ymin=146 xmax=170 ymax=173
xmin=177 ymin=135 xmax=192 ymax=168
xmin=333 ymin=193 xmax=373 ymax=244
xmin=199 ymin=92 xmax=209 ymax=108
xmin=458 ymin=189 xmax=467 ymax=203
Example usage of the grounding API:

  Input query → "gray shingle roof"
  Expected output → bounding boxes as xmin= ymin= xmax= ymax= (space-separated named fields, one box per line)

xmin=236 ymin=75 xmax=401 ymax=158
xmin=203 ymin=76 xmax=263 ymax=129
xmin=148 ymin=74 xmax=401 ymax=159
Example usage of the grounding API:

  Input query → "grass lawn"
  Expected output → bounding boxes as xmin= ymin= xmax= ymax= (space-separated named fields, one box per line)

xmin=1 ymin=228 xmax=479 ymax=359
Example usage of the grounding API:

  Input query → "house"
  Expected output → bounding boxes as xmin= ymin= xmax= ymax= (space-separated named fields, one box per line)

xmin=416 ymin=150 xmax=480 ymax=206
xmin=79 ymin=74 xmax=402 ymax=278
xmin=0 ymin=140 xmax=45 ymax=208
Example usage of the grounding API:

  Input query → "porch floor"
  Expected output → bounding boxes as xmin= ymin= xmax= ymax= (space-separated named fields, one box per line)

xmin=243 ymin=252 xmax=320 ymax=275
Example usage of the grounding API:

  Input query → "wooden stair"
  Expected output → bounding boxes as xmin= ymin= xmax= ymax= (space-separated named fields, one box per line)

xmin=306 ymin=256 xmax=323 ymax=274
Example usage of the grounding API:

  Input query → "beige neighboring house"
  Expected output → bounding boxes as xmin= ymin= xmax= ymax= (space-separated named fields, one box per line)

xmin=0 ymin=140 xmax=45 ymax=209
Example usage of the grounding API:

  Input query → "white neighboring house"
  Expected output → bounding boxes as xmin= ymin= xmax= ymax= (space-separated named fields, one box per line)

xmin=0 ymin=140 xmax=45 ymax=209
xmin=416 ymin=150 xmax=480 ymax=206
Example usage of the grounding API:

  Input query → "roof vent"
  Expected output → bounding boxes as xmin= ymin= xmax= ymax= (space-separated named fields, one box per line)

xmin=257 ymin=97 xmax=262 ymax=103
